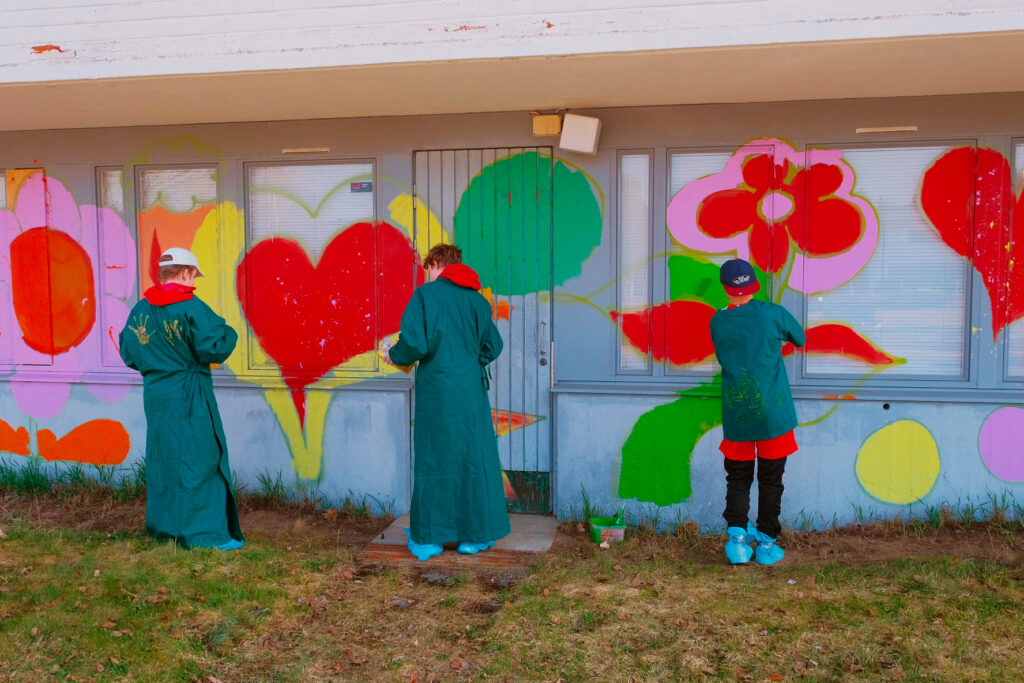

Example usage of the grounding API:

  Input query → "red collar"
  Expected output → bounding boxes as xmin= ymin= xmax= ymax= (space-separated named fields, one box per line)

xmin=144 ymin=282 xmax=195 ymax=305
xmin=438 ymin=264 xmax=482 ymax=290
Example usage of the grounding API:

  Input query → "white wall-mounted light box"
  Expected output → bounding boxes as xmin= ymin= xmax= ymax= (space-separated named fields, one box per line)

xmin=558 ymin=113 xmax=601 ymax=155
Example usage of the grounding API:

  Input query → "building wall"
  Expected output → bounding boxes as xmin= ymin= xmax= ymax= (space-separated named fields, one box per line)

xmin=5 ymin=1 xmax=1023 ymax=83
xmin=1 ymin=91 xmax=1023 ymax=527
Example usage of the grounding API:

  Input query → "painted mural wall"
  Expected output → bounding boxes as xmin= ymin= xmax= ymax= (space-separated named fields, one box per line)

xmin=1 ymin=101 xmax=1023 ymax=530
xmin=554 ymin=136 xmax=1024 ymax=528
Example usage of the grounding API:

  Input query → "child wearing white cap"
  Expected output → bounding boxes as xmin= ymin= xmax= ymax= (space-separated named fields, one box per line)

xmin=119 ymin=248 xmax=244 ymax=550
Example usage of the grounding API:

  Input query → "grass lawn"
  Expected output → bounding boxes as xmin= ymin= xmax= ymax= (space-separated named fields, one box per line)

xmin=1 ymin=490 xmax=1023 ymax=681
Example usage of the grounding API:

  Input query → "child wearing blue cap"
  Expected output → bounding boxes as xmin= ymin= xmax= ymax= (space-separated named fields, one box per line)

xmin=709 ymin=258 xmax=805 ymax=565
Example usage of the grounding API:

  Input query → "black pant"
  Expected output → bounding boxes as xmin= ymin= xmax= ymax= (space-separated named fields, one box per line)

xmin=723 ymin=456 xmax=787 ymax=539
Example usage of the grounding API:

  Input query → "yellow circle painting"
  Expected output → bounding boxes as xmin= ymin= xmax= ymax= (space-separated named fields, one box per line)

xmin=856 ymin=420 xmax=940 ymax=504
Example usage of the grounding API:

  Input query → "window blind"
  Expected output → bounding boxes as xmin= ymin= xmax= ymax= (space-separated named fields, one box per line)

xmin=96 ymin=167 xmax=131 ymax=367
xmin=618 ymin=153 xmax=651 ymax=372
xmin=806 ymin=146 xmax=969 ymax=377
xmin=248 ymin=163 xmax=374 ymax=263
xmin=98 ymin=168 xmax=125 ymax=217
xmin=1007 ymin=142 xmax=1024 ymax=378
xmin=667 ymin=151 xmax=738 ymax=375
xmin=139 ymin=167 xmax=217 ymax=213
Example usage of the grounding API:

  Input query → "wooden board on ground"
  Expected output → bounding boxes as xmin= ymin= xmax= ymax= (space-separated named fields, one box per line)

xmin=358 ymin=513 xmax=558 ymax=574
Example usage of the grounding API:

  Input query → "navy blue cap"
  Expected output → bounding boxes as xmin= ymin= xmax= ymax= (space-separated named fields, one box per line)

xmin=720 ymin=258 xmax=761 ymax=296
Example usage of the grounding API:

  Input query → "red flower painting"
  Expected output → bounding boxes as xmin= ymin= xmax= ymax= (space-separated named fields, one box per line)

xmin=667 ymin=138 xmax=878 ymax=293
xmin=696 ymin=153 xmax=866 ymax=273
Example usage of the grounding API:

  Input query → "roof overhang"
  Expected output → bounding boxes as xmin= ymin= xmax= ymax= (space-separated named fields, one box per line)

xmin=1 ymin=31 xmax=1023 ymax=131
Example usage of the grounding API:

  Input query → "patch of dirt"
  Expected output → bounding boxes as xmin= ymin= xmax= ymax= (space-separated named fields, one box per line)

xmin=782 ymin=524 xmax=1024 ymax=566
xmin=4 ymin=490 xmax=1024 ymax=567
xmin=549 ymin=520 xmax=1024 ymax=567
xmin=0 ymin=491 xmax=391 ymax=549
xmin=0 ymin=491 xmax=146 ymax=535
xmin=238 ymin=505 xmax=389 ymax=548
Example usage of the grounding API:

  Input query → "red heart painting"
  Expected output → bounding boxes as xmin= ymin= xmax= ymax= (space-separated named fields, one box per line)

xmin=921 ymin=147 xmax=1024 ymax=340
xmin=237 ymin=221 xmax=422 ymax=424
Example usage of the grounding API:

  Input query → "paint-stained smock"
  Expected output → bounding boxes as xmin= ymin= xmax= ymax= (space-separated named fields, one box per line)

xmin=389 ymin=264 xmax=510 ymax=545
xmin=119 ymin=285 xmax=243 ymax=549
xmin=710 ymin=299 xmax=806 ymax=442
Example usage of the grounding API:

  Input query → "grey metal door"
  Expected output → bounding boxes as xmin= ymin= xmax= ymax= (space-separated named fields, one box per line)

xmin=413 ymin=148 xmax=553 ymax=513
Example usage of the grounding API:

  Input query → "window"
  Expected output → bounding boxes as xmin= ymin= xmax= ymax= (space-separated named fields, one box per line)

xmin=136 ymin=165 xmax=218 ymax=292
xmin=666 ymin=149 xmax=753 ymax=376
xmin=3 ymin=168 xmax=51 ymax=367
xmin=95 ymin=166 xmax=133 ymax=368
xmin=245 ymin=161 xmax=379 ymax=373
xmin=0 ymin=169 xmax=8 ymax=366
xmin=98 ymin=167 xmax=126 ymax=217
xmin=138 ymin=166 xmax=217 ymax=214
xmin=248 ymin=162 xmax=374 ymax=260
xmin=802 ymin=144 xmax=971 ymax=379
xmin=617 ymin=152 xmax=652 ymax=373
xmin=1006 ymin=140 xmax=1024 ymax=379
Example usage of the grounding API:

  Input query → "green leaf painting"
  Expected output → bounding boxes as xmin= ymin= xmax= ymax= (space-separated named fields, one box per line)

xmin=668 ymin=253 xmax=770 ymax=308
xmin=618 ymin=380 xmax=723 ymax=506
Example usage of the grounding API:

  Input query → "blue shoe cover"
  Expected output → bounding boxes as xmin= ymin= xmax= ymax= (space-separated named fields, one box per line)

xmin=724 ymin=526 xmax=753 ymax=564
xmin=217 ymin=538 xmax=244 ymax=551
xmin=404 ymin=528 xmax=443 ymax=562
xmin=754 ymin=530 xmax=785 ymax=565
xmin=457 ymin=541 xmax=495 ymax=555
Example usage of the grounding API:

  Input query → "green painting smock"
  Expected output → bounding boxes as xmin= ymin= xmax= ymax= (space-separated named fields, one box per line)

xmin=119 ymin=291 xmax=243 ymax=549
xmin=389 ymin=267 xmax=510 ymax=545
xmin=709 ymin=299 xmax=806 ymax=442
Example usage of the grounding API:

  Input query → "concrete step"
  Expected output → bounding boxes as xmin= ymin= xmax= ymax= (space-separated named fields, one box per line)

xmin=358 ymin=513 xmax=559 ymax=573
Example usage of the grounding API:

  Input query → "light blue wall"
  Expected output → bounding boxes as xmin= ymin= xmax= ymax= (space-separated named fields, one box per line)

xmin=554 ymin=393 xmax=1024 ymax=530
xmin=2 ymin=94 xmax=1024 ymax=529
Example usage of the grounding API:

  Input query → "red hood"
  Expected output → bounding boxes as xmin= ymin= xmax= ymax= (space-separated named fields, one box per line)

xmin=144 ymin=282 xmax=195 ymax=306
xmin=438 ymin=264 xmax=481 ymax=291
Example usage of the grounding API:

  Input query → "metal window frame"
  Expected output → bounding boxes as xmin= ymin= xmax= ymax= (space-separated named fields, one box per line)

xmin=793 ymin=139 xmax=977 ymax=389
xmin=662 ymin=143 xmax=779 ymax=380
xmin=94 ymin=164 xmax=136 ymax=369
xmin=242 ymin=157 xmax=381 ymax=376
xmin=614 ymin=149 xmax=655 ymax=376
xmin=1000 ymin=138 xmax=1024 ymax=386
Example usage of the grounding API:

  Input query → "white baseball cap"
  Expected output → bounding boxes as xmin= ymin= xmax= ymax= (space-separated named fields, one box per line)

xmin=159 ymin=247 xmax=204 ymax=277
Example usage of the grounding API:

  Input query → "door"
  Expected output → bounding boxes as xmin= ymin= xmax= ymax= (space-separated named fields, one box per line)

xmin=4 ymin=168 xmax=59 ymax=367
xmin=413 ymin=148 xmax=553 ymax=513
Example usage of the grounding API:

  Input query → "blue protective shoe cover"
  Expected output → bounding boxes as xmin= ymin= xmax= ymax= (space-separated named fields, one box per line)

xmin=724 ymin=526 xmax=753 ymax=565
xmin=754 ymin=530 xmax=785 ymax=565
xmin=404 ymin=528 xmax=443 ymax=562
xmin=457 ymin=541 xmax=495 ymax=555
xmin=217 ymin=538 xmax=244 ymax=551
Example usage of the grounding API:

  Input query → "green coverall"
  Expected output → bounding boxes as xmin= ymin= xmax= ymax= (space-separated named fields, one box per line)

xmin=119 ymin=295 xmax=243 ymax=549
xmin=389 ymin=275 xmax=510 ymax=546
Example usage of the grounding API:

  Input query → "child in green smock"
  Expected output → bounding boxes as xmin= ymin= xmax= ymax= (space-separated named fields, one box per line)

xmin=385 ymin=244 xmax=509 ymax=561
xmin=119 ymin=248 xmax=243 ymax=550
xmin=709 ymin=258 xmax=805 ymax=565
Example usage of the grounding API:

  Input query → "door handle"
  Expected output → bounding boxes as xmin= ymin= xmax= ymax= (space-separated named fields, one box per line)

xmin=538 ymin=321 xmax=547 ymax=356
